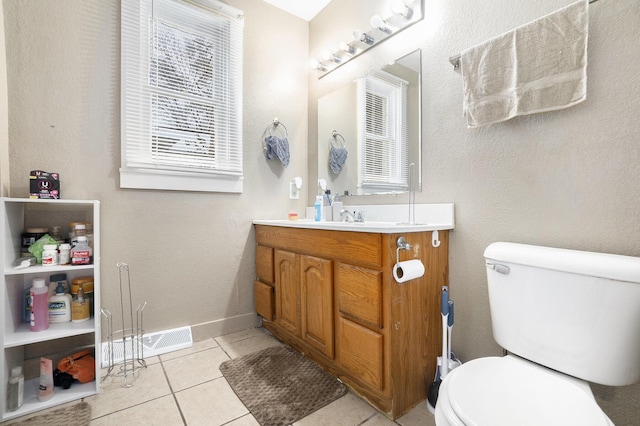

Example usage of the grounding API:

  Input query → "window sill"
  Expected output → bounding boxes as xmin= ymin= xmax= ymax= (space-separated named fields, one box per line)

xmin=120 ymin=168 xmax=243 ymax=193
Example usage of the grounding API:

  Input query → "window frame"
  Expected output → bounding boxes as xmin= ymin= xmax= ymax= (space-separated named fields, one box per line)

xmin=120 ymin=0 xmax=244 ymax=193
xmin=356 ymin=72 xmax=409 ymax=195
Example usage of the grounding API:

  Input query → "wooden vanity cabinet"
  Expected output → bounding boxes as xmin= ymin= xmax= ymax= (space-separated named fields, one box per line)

xmin=254 ymin=225 xmax=449 ymax=419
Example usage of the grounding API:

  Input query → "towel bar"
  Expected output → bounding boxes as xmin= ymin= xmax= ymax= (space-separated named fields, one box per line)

xmin=448 ymin=0 xmax=600 ymax=71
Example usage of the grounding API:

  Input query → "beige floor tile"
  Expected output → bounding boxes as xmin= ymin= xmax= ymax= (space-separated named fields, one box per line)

xmin=162 ymin=346 xmax=229 ymax=392
xmin=90 ymin=394 xmax=183 ymax=425
xmin=220 ymin=332 xmax=284 ymax=359
xmin=361 ymin=412 xmax=399 ymax=425
xmin=293 ymin=392 xmax=378 ymax=426
xmin=176 ymin=377 xmax=248 ymax=426
xmin=159 ymin=338 xmax=219 ymax=362
xmin=396 ymin=400 xmax=436 ymax=426
xmin=214 ymin=326 xmax=270 ymax=346
xmin=224 ymin=413 xmax=260 ymax=426
xmin=87 ymin=363 xmax=171 ymax=419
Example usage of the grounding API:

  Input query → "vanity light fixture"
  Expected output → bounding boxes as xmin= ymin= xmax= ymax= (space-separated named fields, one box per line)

xmin=370 ymin=15 xmax=394 ymax=34
xmin=353 ymin=30 xmax=375 ymax=45
xmin=392 ymin=0 xmax=413 ymax=18
xmin=309 ymin=1 xmax=423 ymax=78
xmin=322 ymin=49 xmax=342 ymax=63
xmin=309 ymin=59 xmax=328 ymax=71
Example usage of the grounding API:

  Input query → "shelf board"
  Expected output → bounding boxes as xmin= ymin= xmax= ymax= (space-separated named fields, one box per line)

xmin=2 ymin=378 xmax=97 ymax=421
xmin=4 ymin=263 xmax=95 ymax=276
xmin=4 ymin=320 xmax=96 ymax=348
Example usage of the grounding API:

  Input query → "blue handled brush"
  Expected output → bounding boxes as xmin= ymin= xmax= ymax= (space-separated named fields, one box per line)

xmin=427 ymin=286 xmax=449 ymax=412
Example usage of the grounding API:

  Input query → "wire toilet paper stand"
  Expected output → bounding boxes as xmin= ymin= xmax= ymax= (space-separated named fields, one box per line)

xmin=101 ymin=262 xmax=147 ymax=387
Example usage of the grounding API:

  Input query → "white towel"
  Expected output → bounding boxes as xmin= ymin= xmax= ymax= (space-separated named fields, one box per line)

xmin=460 ymin=0 xmax=589 ymax=128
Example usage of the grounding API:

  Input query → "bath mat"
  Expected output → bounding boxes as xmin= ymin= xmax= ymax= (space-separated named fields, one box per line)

xmin=7 ymin=402 xmax=91 ymax=426
xmin=220 ymin=345 xmax=347 ymax=426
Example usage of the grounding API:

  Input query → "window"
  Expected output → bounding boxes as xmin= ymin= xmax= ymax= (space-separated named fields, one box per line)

xmin=121 ymin=0 xmax=244 ymax=192
xmin=356 ymin=71 xmax=408 ymax=195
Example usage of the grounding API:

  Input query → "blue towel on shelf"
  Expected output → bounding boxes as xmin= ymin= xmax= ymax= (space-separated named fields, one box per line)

xmin=329 ymin=145 xmax=348 ymax=174
xmin=264 ymin=135 xmax=290 ymax=168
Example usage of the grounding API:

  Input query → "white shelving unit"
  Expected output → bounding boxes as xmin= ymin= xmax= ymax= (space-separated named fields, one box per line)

xmin=1 ymin=198 xmax=100 ymax=421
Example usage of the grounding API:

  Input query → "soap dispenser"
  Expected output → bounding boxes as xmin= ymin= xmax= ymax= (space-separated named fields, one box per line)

xmin=48 ymin=282 xmax=72 ymax=323
xmin=314 ymin=195 xmax=323 ymax=221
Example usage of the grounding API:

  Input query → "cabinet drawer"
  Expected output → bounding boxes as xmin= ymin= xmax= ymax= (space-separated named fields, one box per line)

xmin=256 ymin=245 xmax=274 ymax=284
xmin=338 ymin=317 xmax=383 ymax=390
xmin=337 ymin=263 xmax=382 ymax=328
xmin=254 ymin=281 xmax=275 ymax=321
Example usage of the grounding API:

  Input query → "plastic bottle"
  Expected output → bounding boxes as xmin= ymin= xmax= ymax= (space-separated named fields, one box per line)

xmin=30 ymin=278 xmax=49 ymax=331
xmin=38 ymin=357 xmax=54 ymax=402
xmin=71 ymin=223 xmax=87 ymax=248
xmin=71 ymin=236 xmax=92 ymax=265
xmin=6 ymin=366 xmax=24 ymax=412
xmin=59 ymin=243 xmax=71 ymax=265
xmin=71 ymin=284 xmax=90 ymax=323
xmin=314 ymin=195 xmax=323 ymax=222
xmin=49 ymin=282 xmax=72 ymax=323
xmin=41 ymin=244 xmax=59 ymax=265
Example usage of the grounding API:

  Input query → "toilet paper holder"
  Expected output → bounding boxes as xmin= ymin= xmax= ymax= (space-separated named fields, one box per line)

xmin=396 ymin=236 xmax=411 ymax=263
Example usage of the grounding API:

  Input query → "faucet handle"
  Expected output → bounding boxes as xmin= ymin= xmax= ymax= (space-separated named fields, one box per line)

xmin=356 ymin=211 xmax=366 ymax=222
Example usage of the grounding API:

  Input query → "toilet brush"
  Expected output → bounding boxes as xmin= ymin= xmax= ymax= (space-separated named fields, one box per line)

xmin=447 ymin=300 xmax=461 ymax=371
xmin=427 ymin=286 xmax=449 ymax=412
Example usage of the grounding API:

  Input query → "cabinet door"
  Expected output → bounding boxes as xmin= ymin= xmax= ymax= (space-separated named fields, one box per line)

xmin=337 ymin=317 xmax=384 ymax=390
xmin=274 ymin=250 xmax=300 ymax=336
xmin=300 ymin=255 xmax=334 ymax=359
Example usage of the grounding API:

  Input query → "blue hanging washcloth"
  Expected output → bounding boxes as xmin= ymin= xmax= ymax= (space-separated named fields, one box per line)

xmin=329 ymin=145 xmax=348 ymax=174
xmin=264 ymin=135 xmax=290 ymax=168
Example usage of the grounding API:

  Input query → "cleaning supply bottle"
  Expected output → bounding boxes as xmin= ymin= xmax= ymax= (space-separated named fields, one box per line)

xmin=49 ymin=282 xmax=72 ymax=323
xmin=6 ymin=366 xmax=24 ymax=412
xmin=314 ymin=195 xmax=323 ymax=222
xmin=38 ymin=357 xmax=54 ymax=402
xmin=72 ymin=284 xmax=90 ymax=323
xmin=71 ymin=235 xmax=92 ymax=265
xmin=30 ymin=278 xmax=49 ymax=331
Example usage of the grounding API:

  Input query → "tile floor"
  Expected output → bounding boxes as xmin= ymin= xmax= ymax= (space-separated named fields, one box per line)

xmin=9 ymin=327 xmax=437 ymax=426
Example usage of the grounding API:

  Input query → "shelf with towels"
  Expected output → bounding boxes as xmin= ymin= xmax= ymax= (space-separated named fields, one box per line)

xmin=448 ymin=0 xmax=600 ymax=70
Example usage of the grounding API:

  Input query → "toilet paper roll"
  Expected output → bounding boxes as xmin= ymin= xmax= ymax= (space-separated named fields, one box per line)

xmin=393 ymin=259 xmax=425 ymax=283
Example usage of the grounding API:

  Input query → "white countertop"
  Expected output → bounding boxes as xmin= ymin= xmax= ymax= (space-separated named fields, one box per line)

xmin=254 ymin=203 xmax=455 ymax=234
xmin=253 ymin=219 xmax=453 ymax=233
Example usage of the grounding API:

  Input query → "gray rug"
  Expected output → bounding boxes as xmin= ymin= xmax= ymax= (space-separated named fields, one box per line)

xmin=220 ymin=345 xmax=347 ymax=426
xmin=8 ymin=402 xmax=91 ymax=426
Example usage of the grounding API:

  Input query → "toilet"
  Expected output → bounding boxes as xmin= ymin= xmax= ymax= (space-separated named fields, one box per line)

xmin=435 ymin=242 xmax=640 ymax=426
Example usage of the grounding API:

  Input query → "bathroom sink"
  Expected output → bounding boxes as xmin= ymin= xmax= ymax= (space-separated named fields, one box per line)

xmin=252 ymin=219 xmax=451 ymax=233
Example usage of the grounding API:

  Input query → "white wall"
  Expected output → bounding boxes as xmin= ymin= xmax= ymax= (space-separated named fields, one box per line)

xmin=3 ymin=0 xmax=309 ymax=340
xmin=309 ymin=0 xmax=640 ymax=424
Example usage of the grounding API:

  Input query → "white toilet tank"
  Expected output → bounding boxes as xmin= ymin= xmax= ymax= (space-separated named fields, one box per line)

xmin=484 ymin=242 xmax=640 ymax=386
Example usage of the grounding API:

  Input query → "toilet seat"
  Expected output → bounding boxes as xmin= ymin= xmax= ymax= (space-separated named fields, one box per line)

xmin=437 ymin=355 xmax=613 ymax=426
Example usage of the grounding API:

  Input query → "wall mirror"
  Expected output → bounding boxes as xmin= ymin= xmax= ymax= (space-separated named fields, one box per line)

xmin=317 ymin=48 xmax=421 ymax=197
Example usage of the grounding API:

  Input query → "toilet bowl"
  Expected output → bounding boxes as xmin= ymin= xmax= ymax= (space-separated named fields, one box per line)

xmin=434 ymin=242 xmax=640 ymax=425
xmin=435 ymin=355 xmax=613 ymax=426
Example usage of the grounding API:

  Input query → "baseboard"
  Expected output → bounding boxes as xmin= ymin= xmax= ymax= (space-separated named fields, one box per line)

xmin=190 ymin=312 xmax=260 ymax=342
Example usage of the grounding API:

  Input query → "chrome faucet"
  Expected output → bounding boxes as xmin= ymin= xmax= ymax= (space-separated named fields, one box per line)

xmin=340 ymin=209 xmax=365 ymax=223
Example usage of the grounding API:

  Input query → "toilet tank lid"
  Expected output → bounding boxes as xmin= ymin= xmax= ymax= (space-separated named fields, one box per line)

xmin=484 ymin=242 xmax=640 ymax=284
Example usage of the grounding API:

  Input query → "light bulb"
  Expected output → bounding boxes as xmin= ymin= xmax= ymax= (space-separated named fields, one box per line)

xmin=309 ymin=59 xmax=327 ymax=71
xmin=370 ymin=15 xmax=393 ymax=34
xmin=353 ymin=30 xmax=374 ymax=45
xmin=322 ymin=49 xmax=341 ymax=63
xmin=339 ymin=41 xmax=357 ymax=55
xmin=392 ymin=0 xmax=412 ymax=18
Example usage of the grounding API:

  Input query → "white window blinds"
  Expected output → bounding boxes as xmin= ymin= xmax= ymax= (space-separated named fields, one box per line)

xmin=356 ymin=72 xmax=408 ymax=194
xmin=121 ymin=0 xmax=244 ymax=192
